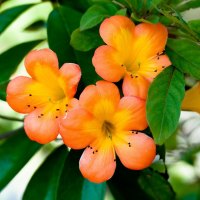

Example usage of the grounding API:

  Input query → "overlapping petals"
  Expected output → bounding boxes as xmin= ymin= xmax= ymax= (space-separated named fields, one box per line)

xmin=92 ymin=15 xmax=171 ymax=99
xmin=60 ymin=81 xmax=156 ymax=183
xmin=7 ymin=48 xmax=81 ymax=144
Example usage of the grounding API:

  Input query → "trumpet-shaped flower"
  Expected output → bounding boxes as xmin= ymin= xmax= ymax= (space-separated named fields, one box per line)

xmin=92 ymin=15 xmax=171 ymax=99
xmin=182 ymin=82 xmax=200 ymax=113
xmin=6 ymin=49 xmax=81 ymax=144
xmin=60 ymin=81 xmax=156 ymax=183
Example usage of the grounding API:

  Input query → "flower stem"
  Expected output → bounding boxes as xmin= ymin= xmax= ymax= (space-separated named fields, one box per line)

xmin=0 ymin=114 xmax=24 ymax=122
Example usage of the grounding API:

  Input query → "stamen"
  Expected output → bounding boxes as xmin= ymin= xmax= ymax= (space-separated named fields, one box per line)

xmin=56 ymin=109 xmax=60 ymax=111
xmin=66 ymin=104 xmax=68 ymax=107
xmin=130 ymin=74 xmax=133 ymax=78
xmin=114 ymin=159 xmax=116 ymax=162
xmin=34 ymin=106 xmax=37 ymax=109
xmin=128 ymin=142 xmax=131 ymax=147
xmin=162 ymin=66 xmax=165 ymax=69
xmin=56 ymin=116 xmax=58 ymax=118
xmin=154 ymin=69 xmax=158 ymax=72
xmin=65 ymin=110 xmax=68 ymax=112
xmin=96 ymin=150 xmax=98 ymax=152
xmin=92 ymin=151 xmax=95 ymax=154
xmin=157 ymin=56 xmax=160 ymax=60
xmin=90 ymin=146 xmax=93 ymax=149
xmin=38 ymin=116 xmax=41 ymax=118
xmin=27 ymin=105 xmax=30 ymax=107
xmin=41 ymin=114 xmax=44 ymax=116
xmin=132 ymin=130 xmax=138 ymax=134
xmin=29 ymin=94 xmax=32 ymax=96
xmin=121 ymin=64 xmax=124 ymax=67
xmin=135 ymin=75 xmax=138 ymax=78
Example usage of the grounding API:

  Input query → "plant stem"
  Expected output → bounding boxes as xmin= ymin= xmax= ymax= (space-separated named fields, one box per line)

xmin=0 ymin=114 xmax=24 ymax=122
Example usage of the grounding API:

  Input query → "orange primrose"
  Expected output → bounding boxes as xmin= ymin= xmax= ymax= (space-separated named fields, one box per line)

xmin=6 ymin=48 xmax=81 ymax=144
xmin=92 ymin=15 xmax=171 ymax=99
xmin=60 ymin=81 xmax=156 ymax=183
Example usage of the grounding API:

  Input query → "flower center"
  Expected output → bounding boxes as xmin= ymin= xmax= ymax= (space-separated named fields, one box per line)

xmin=101 ymin=120 xmax=115 ymax=139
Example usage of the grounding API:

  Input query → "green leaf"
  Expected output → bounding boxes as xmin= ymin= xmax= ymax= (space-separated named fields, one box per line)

xmin=47 ymin=6 xmax=101 ymax=86
xmin=0 ymin=4 xmax=33 ymax=34
xmin=146 ymin=67 xmax=185 ymax=145
xmin=167 ymin=39 xmax=200 ymax=80
xmin=23 ymin=145 xmax=68 ymax=200
xmin=80 ymin=3 xmax=118 ymax=31
xmin=47 ymin=6 xmax=81 ymax=66
xmin=138 ymin=169 xmax=175 ymax=200
xmin=176 ymin=0 xmax=200 ymax=12
xmin=70 ymin=28 xmax=103 ymax=52
xmin=108 ymin=161 xmax=150 ymax=200
xmin=0 ymin=40 xmax=42 ymax=84
xmin=82 ymin=179 xmax=106 ymax=200
xmin=0 ymin=80 xmax=9 ymax=101
xmin=188 ymin=20 xmax=200 ymax=35
xmin=57 ymin=149 xmax=106 ymax=200
xmin=0 ymin=128 xmax=41 ymax=190
xmin=115 ymin=8 xmax=127 ymax=16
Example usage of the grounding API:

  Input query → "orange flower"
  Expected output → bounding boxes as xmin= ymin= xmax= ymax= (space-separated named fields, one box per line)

xmin=6 ymin=49 xmax=81 ymax=144
xmin=60 ymin=81 xmax=156 ymax=183
xmin=92 ymin=15 xmax=171 ymax=99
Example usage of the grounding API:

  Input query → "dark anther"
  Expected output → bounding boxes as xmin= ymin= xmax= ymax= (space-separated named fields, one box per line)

xmin=56 ymin=116 xmax=58 ymax=118
xmin=56 ymin=109 xmax=60 ymax=111
xmin=135 ymin=76 xmax=138 ymax=78
xmin=93 ymin=151 xmax=95 ymax=154
xmin=27 ymin=105 xmax=30 ymax=107
xmin=154 ymin=69 xmax=158 ymax=72
xmin=121 ymin=64 xmax=124 ymax=67
xmin=38 ymin=116 xmax=41 ymax=118
xmin=132 ymin=130 xmax=138 ymax=134
xmin=162 ymin=66 xmax=165 ymax=68
xmin=96 ymin=150 xmax=98 ymax=152
xmin=34 ymin=106 xmax=37 ymax=109
xmin=66 ymin=104 xmax=68 ymax=107
xmin=29 ymin=94 xmax=32 ymax=96
xmin=130 ymin=74 xmax=133 ymax=78
xmin=128 ymin=142 xmax=131 ymax=147
xmin=88 ymin=145 xmax=90 ymax=148
xmin=114 ymin=159 xmax=116 ymax=162
xmin=65 ymin=110 xmax=68 ymax=112
xmin=90 ymin=146 xmax=93 ymax=149
xmin=157 ymin=56 xmax=160 ymax=60
xmin=41 ymin=114 xmax=44 ymax=116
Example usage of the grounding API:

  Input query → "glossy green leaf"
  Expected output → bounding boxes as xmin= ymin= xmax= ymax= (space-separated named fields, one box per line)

xmin=80 ymin=3 xmax=118 ymax=31
xmin=0 ymin=4 xmax=33 ymax=34
xmin=47 ymin=6 xmax=81 ymax=66
xmin=57 ymin=149 xmax=106 ymax=200
xmin=176 ymin=0 xmax=200 ymax=12
xmin=0 ymin=40 xmax=42 ymax=84
xmin=138 ymin=169 xmax=175 ymax=200
xmin=146 ymin=67 xmax=185 ymax=145
xmin=0 ymin=80 xmax=9 ymax=101
xmin=70 ymin=28 xmax=103 ymax=52
xmin=82 ymin=179 xmax=106 ymax=200
xmin=23 ymin=145 xmax=68 ymax=200
xmin=167 ymin=39 xmax=200 ymax=80
xmin=0 ymin=128 xmax=41 ymax=190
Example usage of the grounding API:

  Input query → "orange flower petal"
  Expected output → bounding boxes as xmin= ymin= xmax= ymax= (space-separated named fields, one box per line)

xmin=59 ymin=63 xmax=81 ymax=98
xmin=139 ymin=55 xmax=171 ymax=82
xmin=113 ymin=132 xmax=156 ymax=170
xmin=60 ymin=108 xmax=99 ymax=149
xmin=113 ymin=96 xmax=147 ymax=131
xmin=6 ymin=76 xmax=47 ymax=113
xmin=92 ymin=45 xmax=125 ymax=82
xmin=99 ymin=15 xmax=135 ymax=48
xmin=24 ymin=108 xmax=59 ymax=144
xmin=182 ymin=82 xmax=200 ymax=113
xmin=134 ymin=23 xmax=168 ymax=59
xmin=122 ymin=75 xmax=150 ymax=100
xmin=79 ymin=81 xmax=120 ymax=119
xmin=24 ymin=49 xmax=60 ymax=88
xmin=79 ymin=138 xmax=116 ymax=183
